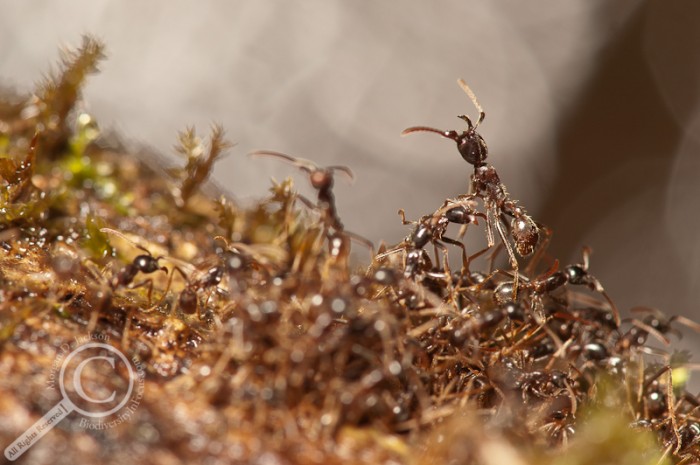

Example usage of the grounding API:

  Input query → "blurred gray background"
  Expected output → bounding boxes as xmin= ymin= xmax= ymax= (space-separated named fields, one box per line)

xmin=2 ymin=1 xmax=700 ymax=364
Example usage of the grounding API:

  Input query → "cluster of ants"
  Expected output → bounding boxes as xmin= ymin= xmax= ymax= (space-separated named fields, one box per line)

xmin=91 ymin=79 xmax=700 ymax=460
xmin=369 ymin=79 xmax=700 ymax=459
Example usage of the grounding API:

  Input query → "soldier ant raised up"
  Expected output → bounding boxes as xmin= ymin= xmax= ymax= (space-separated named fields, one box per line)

xmin=250 ymin=150 xmax=373 ymax=263
xmin=402 ymin=79 xmax=540 ymax=298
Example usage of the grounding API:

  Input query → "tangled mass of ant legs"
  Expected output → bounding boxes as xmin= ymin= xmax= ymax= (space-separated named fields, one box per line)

xmin=2 ymin=37 xmax=700 ymax=464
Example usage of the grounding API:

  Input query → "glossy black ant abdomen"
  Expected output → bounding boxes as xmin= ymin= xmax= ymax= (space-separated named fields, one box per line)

xmin=581 ymin=341 xmax=609 ymax=361
xmin=444 ymin=205 xmax=480 ymax=225
xmin=493 ymin=281 xmax=516 ymax=306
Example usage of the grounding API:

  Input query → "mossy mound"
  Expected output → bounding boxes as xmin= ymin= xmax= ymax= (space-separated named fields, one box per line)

xmin=0 ymin=36 xmax=696 ymax=465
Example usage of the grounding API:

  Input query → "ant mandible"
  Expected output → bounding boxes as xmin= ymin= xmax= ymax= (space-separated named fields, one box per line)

xmin=402 ymin=79 xmax=540 ymax=298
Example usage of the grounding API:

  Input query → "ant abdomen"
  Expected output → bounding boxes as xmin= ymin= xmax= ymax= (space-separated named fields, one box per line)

xmin=445 ymin=206 xmax=478 ymax=224
xmin=493 ymin=281 xmax=517 ymax=305
xmin=511 ymin=216 xmax=539 ymax=256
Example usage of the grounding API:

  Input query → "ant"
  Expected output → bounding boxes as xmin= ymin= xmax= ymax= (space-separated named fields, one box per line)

xmin=377 ymin=199 xmax=483 ymax=285
xmin=617 ymin=307 xmax=700 ymax=353
xmin=100 ymin=228 xmax=168 ymax=305
xmin=402 ymin=79 xmax=540 ymax=298
xmin=249 ymin=150 xmax=373 ymax=262
xmin=447 ymin=301 xmax=525 ymax=349
xmin=493 ymin=248 xmax=621 ymax=327
xmin=165 ymin=237 xmax=256 ymax=317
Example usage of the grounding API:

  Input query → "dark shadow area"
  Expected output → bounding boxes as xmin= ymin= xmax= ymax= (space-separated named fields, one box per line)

xmin=539 ymin=1 xmax=683 ymax=262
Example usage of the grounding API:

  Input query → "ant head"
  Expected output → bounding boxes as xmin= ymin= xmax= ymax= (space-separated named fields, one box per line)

xmin=134 ymin=254 xmax=166 ymax=274
xmin=402 ymin=125 xmax=488 ymax=167
xmin=454 ymin=115 xmax=488 ymax=166
xmin=309 ymin=169 xmax=333 ymax=190
xmin=249 ymin=150 xmax=353 ymax=191
xmin=402 ymin=79 xmax=488 ymax=167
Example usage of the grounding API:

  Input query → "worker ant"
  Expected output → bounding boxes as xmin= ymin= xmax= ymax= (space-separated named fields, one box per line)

xmin=249 ymin=150 xmax=373 ymax=262
xmin=377 ymin=197 xmax=483 ymax=282
xmin=492 ymin=248 xmax=620 ymax=327
xmin=447 ymin=301 xmax=525 ymax=349
xmin=164 ymin=237 xmax=258 ymax=318
xmin=617 ymin=307 xmax=700 ymax=353
xmin=402 ymin=79 xmax=541 ymax=298
xmin=100 ymin=228 xmax=168 ymax=305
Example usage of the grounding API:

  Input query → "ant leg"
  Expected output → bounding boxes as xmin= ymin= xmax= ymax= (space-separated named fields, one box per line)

xmin=442 ymin=236 xmax=469 ymax=274
xmin=152 ymin=265 xmax=189 ymax=311
xmin=599 ymin=289 xmax=621 ymax=329
xmin=484 ymin=206 xmax=496 ymax=248
xmin=485 ymin=243 xmax=504 ymax=273
xmin=374 ymin=246 xmax=404 ymax=262
xmin=398 ymin=209 xmax=412 ymax=225
xmin=494 ymin=214 xmax=519 ymax=299
xmin=644 ymin=366 xmax=682 ymax=454
xmin=670 ymin=314 xmax=700 ymax=334
xmin=345 ymin=230 xmax=375 ymax=259
xmin=296 ymin=194 xmax=316 ymax=210
xmin=433 ymin=240 xmax=452 ymax=277
xmin=630 ymin=318 xmax=671 ymax=346
xmin=128 ymin=279 xmax=155 ymax=307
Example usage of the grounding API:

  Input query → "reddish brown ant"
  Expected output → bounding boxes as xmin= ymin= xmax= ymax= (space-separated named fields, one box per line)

xmin=250 ymin=150 xmax=352 ymax=231
xmin=402 ymin=79 xmax=540 ymax=298
xmin=249 ymin=150 xmax=373 ymax=263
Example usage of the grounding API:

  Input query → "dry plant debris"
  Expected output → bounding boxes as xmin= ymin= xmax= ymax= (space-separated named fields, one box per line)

xmin=0 ymin=36 xmax=698 ymax=465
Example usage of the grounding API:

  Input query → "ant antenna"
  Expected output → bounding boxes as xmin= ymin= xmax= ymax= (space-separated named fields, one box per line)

xmin=100 ymin=227 xmax=159 ymax=257
xmin=249 ymin=150 xmax=354 ymax=183
xmin=457 ymin=78 xmax=485 ymax=127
